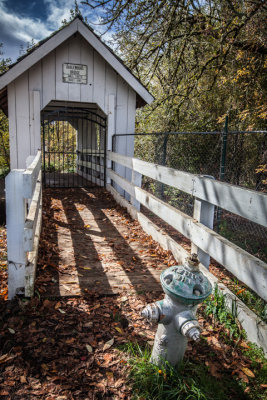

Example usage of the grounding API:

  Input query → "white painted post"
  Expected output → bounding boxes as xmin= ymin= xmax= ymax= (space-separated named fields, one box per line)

xmin=30 ymin=90 xmax=41 ymax=155
xmin=107 ymin=94 xmax=115 ymax=186
xmin=191 ymin=176 xmax=215 ymax=268
xmin=5 ymin=170 xmax=27 ymax=299
xmin=131 ymin=170 xmax=142 ymax=211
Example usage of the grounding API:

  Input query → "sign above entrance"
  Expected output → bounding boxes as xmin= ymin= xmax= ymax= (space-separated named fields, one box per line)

xmin=62 ymin=63 xmax=88 ymax=84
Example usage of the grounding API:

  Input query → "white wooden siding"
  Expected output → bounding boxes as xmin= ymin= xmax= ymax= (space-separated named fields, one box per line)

xmin=15 ymin=72 xmax=30 ymax=168
xmin=80 ymin=36 xmax=93 ymax=103
xmin=55 ymin=41 xmax=69 ymax=101
xmin=42 ymin=51 xmax=56 ymax=108
xmin=93 ymin=50 xmax=106 ymax=112
xmin=68 ymin=35 xmax=82 ymax=102
xmin=0 ymin=18 xmax=153 ymax=104
xmin=8 ymin=33 xmax=137 ymax=170
xmin=7 ymin=82 xmax=18 ymax=169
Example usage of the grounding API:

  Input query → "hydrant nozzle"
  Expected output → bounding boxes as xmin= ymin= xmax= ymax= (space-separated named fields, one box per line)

xmin=141 ymin=303 xmax=160 ymax=323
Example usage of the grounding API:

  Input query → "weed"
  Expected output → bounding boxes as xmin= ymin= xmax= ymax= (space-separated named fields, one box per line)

xmin=0 ymin=166 xmax=9 ymax=179
xmin=242 ymin=343 xmax=267 ymax=399
xmin=203 ymin=285 xmax=246 ymax=340
xmin=231 ymin=280 xmax=267 ymax=323
xmin=121 ymin=342 xmax=245 ymax=400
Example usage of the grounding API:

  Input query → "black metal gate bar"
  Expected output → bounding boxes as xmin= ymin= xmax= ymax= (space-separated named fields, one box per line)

xmin=41 ymin=107 xmax=107 ymax=188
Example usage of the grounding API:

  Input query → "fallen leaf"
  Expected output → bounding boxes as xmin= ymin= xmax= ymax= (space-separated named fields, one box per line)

xmin=65 ymin=338 xmax=75 ymax=344
xmin=106 ymin=371 xmax=114 ymax=383
xmin=86 ymin=344 xmax=93 ymax=353
xmin=242 ymin=368 xmax=255 ymax=378
xmin=55 ymin=301 xmax=61 ymax=310
xmin=115 ymin=378 xmax=125 ymax=388
xmin=0 ymin=354 xmax=14 ymax=363
xmin=236 ymin=288 xmax=246 ymax=296
xmin=0 ymin=390 xmax=9 ymax=396
xmin=103 ymin=338 xmax=114 ymax=351
xmin=115 ymin=326 xmax=124 ymax=334
xmin=20 ymin=375 xmax=27 ymax=383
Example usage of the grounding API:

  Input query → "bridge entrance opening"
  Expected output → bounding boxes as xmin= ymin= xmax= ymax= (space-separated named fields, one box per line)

xmin=41 ymin=103 xmax=107 ymax=188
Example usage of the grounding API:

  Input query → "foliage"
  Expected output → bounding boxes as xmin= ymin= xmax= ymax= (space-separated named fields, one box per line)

xmin=84 ymin=0 xmax=267 ymax=131
xmin=0 ymin=44 xmax=10 ymax=175
xmin=42 ymin=121 xmax=78 ymax=173
xmin=203 ymin=285 xmax=246 ymax=340
xmin=228 ymin=279 xmax=267 ymax=322
xmin=62 ymin=1 xmax=88 ymax=26
xmin=121 ymin=341 xmax=261 ymax=400
xmin=123 ymin=342 xmax=230 ymax=400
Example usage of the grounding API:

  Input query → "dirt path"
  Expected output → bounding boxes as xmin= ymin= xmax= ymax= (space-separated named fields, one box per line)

xmin=36 ymin=188 xmax=174 ymax=297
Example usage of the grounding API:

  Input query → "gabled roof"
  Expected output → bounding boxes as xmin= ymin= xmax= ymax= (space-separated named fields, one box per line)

xmin=0 ymin=16 xmax=154 ymax=111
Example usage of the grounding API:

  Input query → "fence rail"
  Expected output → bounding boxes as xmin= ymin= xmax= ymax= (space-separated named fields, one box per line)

xmin=5 ymin=151 xmax=42 ymax=299
xmin=107 ymin=151 xmax=267 ymax=302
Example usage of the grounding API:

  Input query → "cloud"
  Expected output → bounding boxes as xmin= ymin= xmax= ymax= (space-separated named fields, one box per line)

xmin=43 ymin=0 xmax=75 ymax=28
xmin=0 ymin=3 xmax=51 ymax=43
xmin=0 ymin=0 xmax=115 ymax=61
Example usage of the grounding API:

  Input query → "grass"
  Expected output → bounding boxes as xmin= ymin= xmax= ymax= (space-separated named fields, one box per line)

xmin=203 ymin=284 xmax=246 ymax=340
xmin=118 ymin=287 xmax=267 ymax=399
xmin=230 ymin=279 xmax=267 ymax=323
xmin=121 ymin=342 xmax=246 ymax=400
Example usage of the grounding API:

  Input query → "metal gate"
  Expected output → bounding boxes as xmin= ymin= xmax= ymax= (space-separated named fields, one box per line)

xmin=41 ymin=107 xmax=107 ymax=188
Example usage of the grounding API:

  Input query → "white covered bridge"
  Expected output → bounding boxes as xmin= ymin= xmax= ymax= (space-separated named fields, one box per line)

xmin=0 ymin=17 xmax=266 ymax=354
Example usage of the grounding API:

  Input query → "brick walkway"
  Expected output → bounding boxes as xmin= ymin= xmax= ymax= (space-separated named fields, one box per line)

xmin=36 ymin=188 xmax=170 ymax=297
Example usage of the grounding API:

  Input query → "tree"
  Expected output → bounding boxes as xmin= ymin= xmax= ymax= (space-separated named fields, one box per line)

xmin=0 ymin=44 xmax=11 ymax=175
xmin=83 ymin=0 xmax=267 ymax=131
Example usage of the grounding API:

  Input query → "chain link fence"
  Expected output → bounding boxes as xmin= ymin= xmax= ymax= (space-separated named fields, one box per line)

xmin=113 ymin=129 xmax=267 ymax=262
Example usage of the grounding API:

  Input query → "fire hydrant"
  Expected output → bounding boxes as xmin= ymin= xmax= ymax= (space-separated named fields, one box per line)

xmin=141 ymin=254 xmax=212 ymax=367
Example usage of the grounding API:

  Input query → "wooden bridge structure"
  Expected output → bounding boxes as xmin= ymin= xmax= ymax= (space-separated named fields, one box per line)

xmin=5 ymin=147 xmax=267 ymax=352
xmin=1 ymin=15 xmax=267 ymax=354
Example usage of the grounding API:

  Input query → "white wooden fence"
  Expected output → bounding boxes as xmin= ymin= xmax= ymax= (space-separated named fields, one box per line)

xmin=76 ymin=148 xmax=105 ymax=186
xmin=107 ymin=151 xmax=267 ymax=302
xmin=5 ymin=151 xmax=42 ymax=299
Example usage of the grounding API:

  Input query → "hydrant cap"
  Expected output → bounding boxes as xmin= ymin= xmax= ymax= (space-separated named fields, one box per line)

xmin=160 ymin=264 xmax=212 ymax=305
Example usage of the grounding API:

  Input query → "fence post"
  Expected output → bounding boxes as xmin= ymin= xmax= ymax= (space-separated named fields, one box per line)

xmin=131 ymin=170 xmax=142 ymax=211
xmin=191 ymin=176 xmax=215 ymax=269
xmin=5 ymin=170 xmax=26 ymax=299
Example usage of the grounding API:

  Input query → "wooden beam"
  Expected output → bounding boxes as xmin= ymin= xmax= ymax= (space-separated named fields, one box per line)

xmin=107 ymin=151 xmax=267 ymax=227
xmin=5 ymin=170 xmax=26 ymax=299
xmin=24 ymin=171 xmax=42 ymax=252
xmin=77 ymin=160 xmax=104 ymax=173
xmin=108 ymin=184 xmax=267 ymax=355
xmin=25 ymin=192 xmax=42 ymax=297
xmin=23 ymin=151 xmax=41 ymax=199
xmin=192 ymin=195 xmax=215 ymax=269
xmin=108 ymin=169 xmax=267 ymax=300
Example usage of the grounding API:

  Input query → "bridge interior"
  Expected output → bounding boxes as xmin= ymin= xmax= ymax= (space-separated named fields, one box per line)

xmin=36 ymin=187 xmax=170 ymax=297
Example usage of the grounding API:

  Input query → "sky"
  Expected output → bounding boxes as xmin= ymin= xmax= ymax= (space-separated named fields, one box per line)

xmin=0 ymin=0 xmax=107 ymax=61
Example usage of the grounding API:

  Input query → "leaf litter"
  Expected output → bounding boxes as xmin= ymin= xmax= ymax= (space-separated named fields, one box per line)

xmin=0 ymin=188 xmax=266 ymax=399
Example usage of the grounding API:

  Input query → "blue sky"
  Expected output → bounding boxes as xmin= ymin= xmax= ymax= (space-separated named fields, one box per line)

xmin=0 ymin=0 xmax=107 ymax=61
